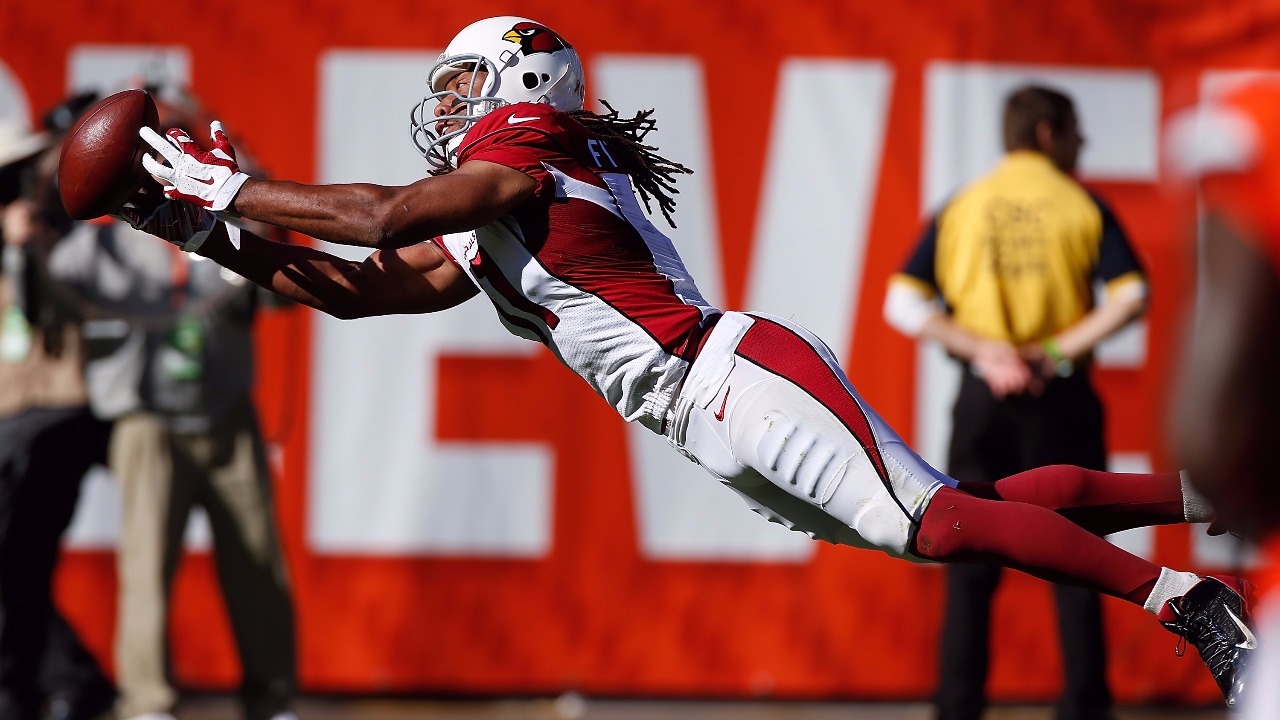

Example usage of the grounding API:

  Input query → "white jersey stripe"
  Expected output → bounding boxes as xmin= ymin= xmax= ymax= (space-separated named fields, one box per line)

xmin=600 ymin=173 xmax=713 ymax=312
xmin=544 ymin=164 xmax=625 ymax=220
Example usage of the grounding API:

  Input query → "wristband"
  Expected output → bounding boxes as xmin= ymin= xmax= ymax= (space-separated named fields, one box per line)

xmin=1042 ymin=337 xmax=1074 ymax=377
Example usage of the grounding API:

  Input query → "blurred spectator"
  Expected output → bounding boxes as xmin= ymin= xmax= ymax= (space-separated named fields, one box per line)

xmin=47 ymin=88 xmax=297 ymax=720
xmin=0 ymin=97 xmax=116 ymax=720
xmin=884 ymin=86 xmax=1147 ymax=720
xmin=1165 ymin=79 xmax=1280 ymax=719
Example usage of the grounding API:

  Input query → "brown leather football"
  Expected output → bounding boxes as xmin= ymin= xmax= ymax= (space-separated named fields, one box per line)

xmin=57 ymin=88 xmax=159 ymax=220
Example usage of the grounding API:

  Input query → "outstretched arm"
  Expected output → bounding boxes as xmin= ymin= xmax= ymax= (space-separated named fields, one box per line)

xmin=119 ymin=198 xmax=478 ymax=320
xmin=141 ymin=123 xmax=538 ymax=250
xmin=195 ymin=223 xmax=478 ymax=319
xmin=230 ymin=161 xmax=535 ymax=250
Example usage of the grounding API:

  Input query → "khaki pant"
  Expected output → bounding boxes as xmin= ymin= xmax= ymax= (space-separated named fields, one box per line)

xmin=112 ymin=401 xmax=295 ymax=720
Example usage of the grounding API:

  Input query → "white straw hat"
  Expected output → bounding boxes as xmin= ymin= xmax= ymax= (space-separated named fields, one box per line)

xmin=0 ymin=121 xmax=52 ymax=169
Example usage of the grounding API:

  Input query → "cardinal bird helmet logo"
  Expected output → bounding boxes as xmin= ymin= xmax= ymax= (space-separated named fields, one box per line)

xmin=501 ymin=22 xmax=572 ymax=56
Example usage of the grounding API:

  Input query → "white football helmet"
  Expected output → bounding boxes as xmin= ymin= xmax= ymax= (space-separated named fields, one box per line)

xmin=409 ymin=16 xmax=585 ymax=170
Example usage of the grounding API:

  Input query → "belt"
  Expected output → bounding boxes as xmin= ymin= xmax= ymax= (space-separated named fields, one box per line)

xmin=663 ymin=311 xmax=753 ymax=443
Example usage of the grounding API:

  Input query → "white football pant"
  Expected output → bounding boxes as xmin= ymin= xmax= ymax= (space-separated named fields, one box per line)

xmin=665 ymin=312 xmax=953 ymax=558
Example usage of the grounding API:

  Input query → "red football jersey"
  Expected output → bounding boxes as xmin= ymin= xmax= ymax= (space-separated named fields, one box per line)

xmin=433 ymin=103 xmax=720 ymax=432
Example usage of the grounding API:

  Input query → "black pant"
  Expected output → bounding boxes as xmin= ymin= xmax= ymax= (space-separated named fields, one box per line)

xmin=0 ymin=407 xmax=112 ymax=720
xmin=935 ymin=371 xmax=1112 ymax=720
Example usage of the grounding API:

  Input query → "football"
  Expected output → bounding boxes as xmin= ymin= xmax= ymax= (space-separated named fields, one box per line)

xmin=57 ymin=88 xmax=159 ymax=220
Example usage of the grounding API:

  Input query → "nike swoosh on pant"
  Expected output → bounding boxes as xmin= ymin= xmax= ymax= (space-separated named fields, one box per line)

xmin=713 ymin=386 xmax=730 ymax=421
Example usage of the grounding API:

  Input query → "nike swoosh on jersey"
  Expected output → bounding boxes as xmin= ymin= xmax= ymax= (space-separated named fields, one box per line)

xmin=508 ymin=115 xmax=539 ymax=124
xmin=1228 ymin=608 xmax=1259 ymax=650
xmin=713 ymin=386 xmax=731 ymax=421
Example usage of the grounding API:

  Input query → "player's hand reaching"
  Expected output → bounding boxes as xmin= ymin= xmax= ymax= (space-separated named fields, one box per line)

xmin=111 ymin=185 xmax=218 ymax=252
xmin=140 ymin=121 xmax=250 ymax=212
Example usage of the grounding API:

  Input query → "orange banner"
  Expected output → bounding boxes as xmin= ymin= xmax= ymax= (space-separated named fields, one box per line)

xmin=3 ymin=0 xmax=1276 ymax=704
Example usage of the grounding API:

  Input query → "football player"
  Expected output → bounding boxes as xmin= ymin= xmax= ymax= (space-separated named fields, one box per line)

xmin=118 ymin=16 xmax=1256 ymax=706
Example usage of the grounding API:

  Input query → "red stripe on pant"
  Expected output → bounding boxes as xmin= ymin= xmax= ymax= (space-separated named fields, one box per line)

xmin=732 ymin=316 xmax=899 ymax=512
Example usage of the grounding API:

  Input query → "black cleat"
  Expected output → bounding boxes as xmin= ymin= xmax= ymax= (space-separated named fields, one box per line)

xmin=1158 ymin=576 xmax=1257 ymax=708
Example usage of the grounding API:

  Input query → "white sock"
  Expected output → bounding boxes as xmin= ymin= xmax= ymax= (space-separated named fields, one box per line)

xmin=1143 ymin=567 xmax=1203 ymax=615
xmin=1180 ymin=470 xmax=1214 ymax=522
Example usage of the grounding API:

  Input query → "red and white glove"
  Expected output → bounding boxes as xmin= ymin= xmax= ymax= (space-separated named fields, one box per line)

xmin=140 ymin=121 xmax=250 ymax=212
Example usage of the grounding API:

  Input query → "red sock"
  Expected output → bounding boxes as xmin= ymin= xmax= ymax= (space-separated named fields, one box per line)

xmin=957 ymin=464 xmax=1187 ymax=536
xmin=915 ymin=486 xmax=1160 ymax=605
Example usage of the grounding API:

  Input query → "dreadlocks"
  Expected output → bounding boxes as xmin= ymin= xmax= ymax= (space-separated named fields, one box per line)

xmin=429 ymin=100 xmax=692 ymax=226
xmin=569 ymin=101 xmax=692 ymax=228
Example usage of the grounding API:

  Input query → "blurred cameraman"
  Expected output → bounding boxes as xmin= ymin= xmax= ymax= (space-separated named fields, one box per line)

xmin=47 ymin=86 xmax=297 ymax=720
xmin=0 ymin=95 xmax=116 ymax=720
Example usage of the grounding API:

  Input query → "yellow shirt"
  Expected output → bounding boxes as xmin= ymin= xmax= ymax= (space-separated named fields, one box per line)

xmin=892 ymin=151 xmax=1145 ymax=345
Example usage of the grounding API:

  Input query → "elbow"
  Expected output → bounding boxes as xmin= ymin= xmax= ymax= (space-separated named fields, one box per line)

xmin=366 ymin=203 xmax=422 ymax=249
xmin=360 ymin=213 xmax=396 ymax=249
xmin=883 ymin=282 xmax=938 ymax=339
xmin=341 ymin=200 xmax=401 ymax=249
xmin=1131 ymin=294 xmax=1150 ymax=321
xmin=1112 ymin=279 xmax=1149 ymax=323
xmin=1116 ymin=292 xmax=1148 ymax=328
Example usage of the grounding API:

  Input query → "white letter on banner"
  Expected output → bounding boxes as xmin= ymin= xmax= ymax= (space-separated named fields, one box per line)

xmin=598 ymin=57 xmax=893 ymax=560
xmin=66 ymin=45 xmax=190 ymax=97
xmin=920 ymin=64 xmax=1158 ymax=555
xmin=0 ymin=60 xmax=33 ymax=128
xmin=307 ymin=51 xmax=552 ymax=556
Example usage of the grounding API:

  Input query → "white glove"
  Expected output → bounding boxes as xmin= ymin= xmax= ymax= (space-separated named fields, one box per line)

xmin=140 ymin=121 xmax=251 ymax=212
xmin=112 ymin=194 xmax=218 ymax=252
